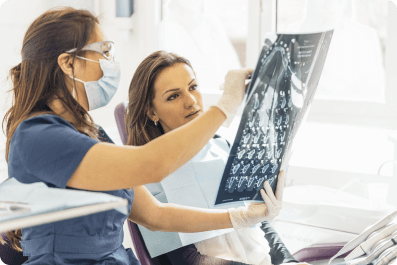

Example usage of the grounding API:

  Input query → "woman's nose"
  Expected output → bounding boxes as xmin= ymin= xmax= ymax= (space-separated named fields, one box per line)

xmin=185 ymin=93 xmax=197 ymax=108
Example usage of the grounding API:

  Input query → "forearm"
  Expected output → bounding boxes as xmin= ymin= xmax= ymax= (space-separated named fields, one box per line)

xmin=147 ymin=106 xmax=226 ymax=179
xmin=67 ymin=107 xmax=226 ymax=191
xmin=154 ymin=203 xmax=233 ymax=233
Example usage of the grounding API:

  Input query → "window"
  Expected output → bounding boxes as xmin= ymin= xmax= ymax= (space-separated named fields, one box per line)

xmin=158 ymin=0 xmax=249 ymax=93
xmin=278 ymin=0 xmax=387 ymax=102
xmin=277 ymin=0 xmax=397 ymax=127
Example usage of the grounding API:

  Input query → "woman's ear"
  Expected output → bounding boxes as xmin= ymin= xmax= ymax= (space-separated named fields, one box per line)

xmin=146 ymin=108 xmax=158 ymax=122
xmin=57 ymin=53 xmax=76 ymax=77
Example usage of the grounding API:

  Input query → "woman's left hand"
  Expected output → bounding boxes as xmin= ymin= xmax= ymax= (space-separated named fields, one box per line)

xmin=259 ymin=170 xmax=285 ymax=220
xmin=228 ymin=171 xmax=285 ymax=229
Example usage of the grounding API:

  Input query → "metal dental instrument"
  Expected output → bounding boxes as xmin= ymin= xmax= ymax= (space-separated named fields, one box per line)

xmin=345 ymin=222 xmax=397 ymax=262
xmin=329 ymin=211 xmax=397 ymax=264
xmin=374 ymin=245 xmax=397 ymax=265
xmin=357 ymin=234 xmax=397 ymax=265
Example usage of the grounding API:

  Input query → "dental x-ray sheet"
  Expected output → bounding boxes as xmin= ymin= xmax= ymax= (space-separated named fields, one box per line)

xmin=215 ymin=30 xmax=333 ymax=205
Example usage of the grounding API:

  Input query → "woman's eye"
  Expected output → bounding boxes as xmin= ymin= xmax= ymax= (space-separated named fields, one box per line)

xmin=168 ymin=94 xmax=179 ymax=101
xmin=190 ymin=85 xmax=198 ymax=90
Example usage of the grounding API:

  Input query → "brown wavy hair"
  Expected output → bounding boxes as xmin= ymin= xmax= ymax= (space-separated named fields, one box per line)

xmin=126 ymin=51 xmax=194 ymax=146
xmin=1 ymin=7 xmax=99 ymax=251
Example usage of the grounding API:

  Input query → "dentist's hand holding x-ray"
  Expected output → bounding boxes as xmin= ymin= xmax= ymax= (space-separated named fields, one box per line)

xmin=216 ymin=68 xmax=254 ymax=127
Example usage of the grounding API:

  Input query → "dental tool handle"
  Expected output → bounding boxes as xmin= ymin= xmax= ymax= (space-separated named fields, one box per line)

xmin=332 ymin=211 xmax=397 ymax=264
xmin=375 ymin=247 xmax=397 ymax=265
xmin=361 ymin=238 xmax=397 ymax=265
xmin=361 ymin=223 xmax=397 ymax=255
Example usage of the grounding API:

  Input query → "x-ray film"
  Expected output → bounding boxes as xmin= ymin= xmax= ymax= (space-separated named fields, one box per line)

xmin=214 ymin=30 xmax=334 ymax=205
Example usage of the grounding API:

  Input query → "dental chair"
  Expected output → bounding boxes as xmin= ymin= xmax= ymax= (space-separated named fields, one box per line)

xmin=114 ymin=101 xmax=346 ymax=265
xmin=115 ymin=101 xmax=163 ymax=265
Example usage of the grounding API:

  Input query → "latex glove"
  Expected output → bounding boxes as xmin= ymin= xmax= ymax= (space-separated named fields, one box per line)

xmin=214 ymin=68 xmax=254 ymax=127
xmin=227 ymin=171 xmax=285 ymax=230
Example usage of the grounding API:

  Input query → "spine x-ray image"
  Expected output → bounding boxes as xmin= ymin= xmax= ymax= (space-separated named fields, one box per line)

xmin=214 ymin=30 xmax=334 ymax=205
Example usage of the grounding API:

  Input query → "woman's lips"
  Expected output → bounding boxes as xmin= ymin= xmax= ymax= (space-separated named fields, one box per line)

xmin=186 ymin=110 xmax=200 ymax=118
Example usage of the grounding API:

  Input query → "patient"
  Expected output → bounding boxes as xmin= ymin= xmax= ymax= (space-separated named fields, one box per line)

xmin=125 ymin=51 xmax=299 ymax=265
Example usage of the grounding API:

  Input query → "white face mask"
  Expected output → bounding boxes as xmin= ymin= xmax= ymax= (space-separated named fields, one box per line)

xmin=69 ymin=57 xmax=121 ymax=111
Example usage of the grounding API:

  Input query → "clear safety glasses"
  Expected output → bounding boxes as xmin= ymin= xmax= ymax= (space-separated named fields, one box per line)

xmin=66 ymin=41 xmax=115 ymax=62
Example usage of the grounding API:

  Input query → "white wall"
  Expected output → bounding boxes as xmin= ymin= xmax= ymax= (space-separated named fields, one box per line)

xmin=0 ymin=0 xmax=161 ymax=149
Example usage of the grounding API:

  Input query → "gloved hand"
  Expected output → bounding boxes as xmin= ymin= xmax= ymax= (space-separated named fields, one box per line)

xmin=227 ymin=171 xmax=285 ymax=230
xmin=214 ymin=68 xmax=254 ymax=127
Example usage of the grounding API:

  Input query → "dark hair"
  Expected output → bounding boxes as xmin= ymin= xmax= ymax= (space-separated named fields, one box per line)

xmin=126 ymin=51 xmax=194 ymax=146
xmin=1 ymin=7 xmax=99 ymax=251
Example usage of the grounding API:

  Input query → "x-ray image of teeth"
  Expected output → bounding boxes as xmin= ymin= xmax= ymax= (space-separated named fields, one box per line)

xmin=237 ymin=149 xmax=246 ymax=159
xmin=254 ymin=93 xmax=260 ymax=109
xmin=271 ymin=164 xmax=279 ymax=174
xmin=255 ymin=177 xmax=266 ymax=191
xmin=247 ymin=177 xmax=257 ymax=191
xmin=253 ymin=133 xmax=261 ymax=144
xmin=261 ymin=164 xmax=270 ymax=174
xmin=237 ymin=177 xmax=248 ymax=192
xmin=215 ymin=30 xmax=333 ymax=205
xmin=231 ymin=164 xmax=240 ymax=175
xmin=258 ymin=149 xmax=266 ymax=159
xmin=249 ymin=115 xmax=256 ymax=127
xmin=241 ymin=164 xmax=251 ymax=174
xmin=276 ymin=148 xmax=282 ymax=158
xmin=243 ymin=133 xmax=251 ymax=144
xmin=252 ymin=164 xmax=261 ymax=174
xmin=247 ymin=150 xmax=256 ymax=159
xmin=280 ymin=131 xmax=286 ymax=142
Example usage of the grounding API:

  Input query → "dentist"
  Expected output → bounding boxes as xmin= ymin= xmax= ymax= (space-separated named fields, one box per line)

xmin=0 ymin=7 xmax=275 ymax=265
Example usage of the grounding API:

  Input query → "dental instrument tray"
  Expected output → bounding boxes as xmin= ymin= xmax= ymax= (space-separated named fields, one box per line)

xmin=214 ymin=30 xmax=334 ymax=205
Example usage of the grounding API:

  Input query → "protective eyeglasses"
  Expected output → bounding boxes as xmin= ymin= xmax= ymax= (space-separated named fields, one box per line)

xmin=66 ymin=41 xmax=115 ymax=62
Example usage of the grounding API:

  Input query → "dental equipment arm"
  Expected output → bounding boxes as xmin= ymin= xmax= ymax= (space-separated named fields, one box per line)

xmin=329 ymin=210 xmax=397 ymax=264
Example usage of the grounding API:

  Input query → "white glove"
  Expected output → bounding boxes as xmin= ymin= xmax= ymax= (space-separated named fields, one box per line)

xmin=227 ymin=171 xmax=285 ymax=230
xmin=214 ymin=68 xmax=254 ymax=127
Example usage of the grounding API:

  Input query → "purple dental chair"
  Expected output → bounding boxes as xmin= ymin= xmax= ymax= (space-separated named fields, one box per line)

xmin=114 ymin=101 xmax=160 ymax=265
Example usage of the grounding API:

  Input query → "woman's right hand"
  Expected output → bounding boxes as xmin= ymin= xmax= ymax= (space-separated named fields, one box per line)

xmin=227 ymin=171 xmax=285 ymax=229
xmin=215 ymin=68 xmax=254 ymax=127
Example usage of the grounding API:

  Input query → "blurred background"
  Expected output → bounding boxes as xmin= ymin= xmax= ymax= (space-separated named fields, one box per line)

xmin=1 ymin=0 xmax=397 ymax=203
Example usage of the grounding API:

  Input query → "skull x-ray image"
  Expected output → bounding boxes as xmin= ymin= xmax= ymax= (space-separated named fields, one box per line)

xmin=215 ymin=30 xmax=333 ymax=205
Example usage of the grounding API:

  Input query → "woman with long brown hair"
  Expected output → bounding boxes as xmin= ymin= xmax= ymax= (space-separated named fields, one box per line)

xmin=1 ymin=7 xmax=254 ymax=264
xmin=125 ymin=51 xmax=297 ymax=265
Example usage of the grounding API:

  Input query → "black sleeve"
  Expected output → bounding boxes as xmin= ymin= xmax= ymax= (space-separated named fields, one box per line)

xmin=260 ymin=221 xmax=299 ymax=265
xmin=164 ymin=244 xmax=251 ymax=265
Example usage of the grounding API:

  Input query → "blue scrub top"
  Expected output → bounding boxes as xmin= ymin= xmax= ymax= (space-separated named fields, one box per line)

xmin=8 ymin=114 xmax=139 ymax=265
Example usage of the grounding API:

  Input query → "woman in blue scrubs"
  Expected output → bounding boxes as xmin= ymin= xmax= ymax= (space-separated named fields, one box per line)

xmin=1 ymin=7 xmax=274 ymax=265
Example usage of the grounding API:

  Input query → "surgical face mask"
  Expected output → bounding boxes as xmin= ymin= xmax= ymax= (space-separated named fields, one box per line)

xmin=69 ymin=57 xmax=121 ymax=111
